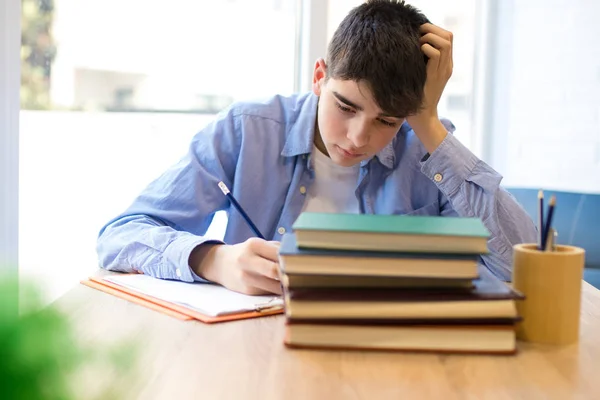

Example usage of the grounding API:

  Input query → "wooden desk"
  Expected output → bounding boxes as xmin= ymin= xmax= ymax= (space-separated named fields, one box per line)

xmin=54 ymin=279 xmax=600 ymax=399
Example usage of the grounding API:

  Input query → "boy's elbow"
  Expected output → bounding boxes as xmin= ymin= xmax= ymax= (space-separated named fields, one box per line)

xmin=95 ymin=221 xmax=130 ymax=273
xmin=95 ymin=213 xmax=163 ymax=274
xmin=96 ymin=232 xmax=118 ymax=271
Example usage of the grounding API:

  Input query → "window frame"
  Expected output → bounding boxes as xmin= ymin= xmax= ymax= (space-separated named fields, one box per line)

xmin=0 ymin=0 xmax=20 ymax=277
xmin=470 ymin=0 xmax=501 ymax=163
xmin=295 ymin=0 xmax=329 ymax=92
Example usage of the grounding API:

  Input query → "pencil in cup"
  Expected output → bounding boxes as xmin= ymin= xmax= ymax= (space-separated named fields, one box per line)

xmin=218 ymin=181 xmax=265 ymax=240
xmin=541 ymin=195 xmax=556 ymax=251
xmin=537 ymin=190 xmax=544 ymax=250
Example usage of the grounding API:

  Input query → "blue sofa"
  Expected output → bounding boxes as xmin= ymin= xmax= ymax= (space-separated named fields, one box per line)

xmin=506 ymin=188 xmax=600 ymax=289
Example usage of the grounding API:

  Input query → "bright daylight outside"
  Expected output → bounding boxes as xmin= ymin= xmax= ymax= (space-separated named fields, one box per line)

xmin=20 ymin=0 xmax=476 ymax=305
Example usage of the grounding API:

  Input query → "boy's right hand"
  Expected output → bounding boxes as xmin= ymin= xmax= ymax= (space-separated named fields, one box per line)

xmin=190 ymin=238 xmax=282 ymax=295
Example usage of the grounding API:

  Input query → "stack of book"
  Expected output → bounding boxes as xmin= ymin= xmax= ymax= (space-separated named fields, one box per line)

xmin=278 ymin=212 xmax=524 ymax=355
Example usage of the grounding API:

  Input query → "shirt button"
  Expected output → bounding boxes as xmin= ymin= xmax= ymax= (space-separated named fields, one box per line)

xmin=434 ymin=173 xmax=443 ymax=182
xmin=299 ymin=186 xmax=307 ymax=195
xmin=277 ymin=227 xmax=286 ymax=235
xmin=175 ymin=268 xmax=182 ymax=278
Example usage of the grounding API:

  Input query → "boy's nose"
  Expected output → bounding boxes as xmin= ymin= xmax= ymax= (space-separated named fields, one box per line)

xmin=347 ymin=122 xmax=369 ymax=148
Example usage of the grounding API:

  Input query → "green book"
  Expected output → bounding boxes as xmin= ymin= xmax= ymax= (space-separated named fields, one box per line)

xmin=292 ymin=212 xmax=490 ymax=254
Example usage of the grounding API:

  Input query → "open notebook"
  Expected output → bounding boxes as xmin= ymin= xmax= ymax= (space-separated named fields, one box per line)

xmin=81 ymin=274 xmax=284 ymax=323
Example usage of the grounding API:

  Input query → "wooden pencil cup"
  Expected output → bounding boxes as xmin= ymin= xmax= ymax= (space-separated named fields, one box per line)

xmin=512 ymin=243 xmax=585 ymax=345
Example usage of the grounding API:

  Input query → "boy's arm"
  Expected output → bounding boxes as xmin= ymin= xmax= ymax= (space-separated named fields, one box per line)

xmin=406 ymin=23 xmax=537 ymax=280
xmin=96 ymin=109 xmax=240 ymax=283
xmin=420 ymin=133 xmax=537 ymax=280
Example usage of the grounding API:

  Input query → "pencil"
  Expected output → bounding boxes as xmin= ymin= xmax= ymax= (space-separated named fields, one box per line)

xmin=545 ymin=228 xmax=557 ymax=252
xmin=538 ymin=190 xmax=544 ymax=250
xmin=218 ymin=181 xmax=265 ymax=240
xmin=542 ymin=195 xmax=556 ymax=251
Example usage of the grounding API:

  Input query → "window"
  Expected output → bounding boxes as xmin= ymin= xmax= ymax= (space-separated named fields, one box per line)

xmin=20 ymin=0 xmax=299 ymax=304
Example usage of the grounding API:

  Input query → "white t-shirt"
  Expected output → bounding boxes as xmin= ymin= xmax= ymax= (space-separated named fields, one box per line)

xmin=300 ymin=146 xmax=360 ymax=214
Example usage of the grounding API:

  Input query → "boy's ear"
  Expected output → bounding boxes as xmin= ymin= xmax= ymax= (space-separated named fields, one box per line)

xmin=312 ymin=58 xmax=327 ymax=96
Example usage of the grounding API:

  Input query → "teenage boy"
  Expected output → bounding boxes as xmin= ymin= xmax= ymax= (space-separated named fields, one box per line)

xmin=97 ymin=0 xmax=536 ymax=295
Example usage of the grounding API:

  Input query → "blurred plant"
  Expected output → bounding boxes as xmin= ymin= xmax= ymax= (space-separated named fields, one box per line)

xmin=21 ymin=0 xmax=57 ymax=110
xmin=0 ymin=275 xmax=139 ymax=399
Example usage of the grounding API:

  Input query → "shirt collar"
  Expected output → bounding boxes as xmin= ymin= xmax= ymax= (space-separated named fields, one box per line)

xmin=281 ymin=93 xmax=318 ymax=157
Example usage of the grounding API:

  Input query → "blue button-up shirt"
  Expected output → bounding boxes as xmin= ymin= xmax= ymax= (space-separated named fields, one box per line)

xmin=97 ymin=92 xmax=537 ymax=283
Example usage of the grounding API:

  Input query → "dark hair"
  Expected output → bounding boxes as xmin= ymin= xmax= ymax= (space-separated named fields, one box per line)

xmin=326 ymin=0 xmax=429 ymax=117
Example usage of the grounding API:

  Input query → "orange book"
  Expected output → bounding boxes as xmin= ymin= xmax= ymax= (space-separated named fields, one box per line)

xmin=81 ymin=274 xmax=283 ymax=323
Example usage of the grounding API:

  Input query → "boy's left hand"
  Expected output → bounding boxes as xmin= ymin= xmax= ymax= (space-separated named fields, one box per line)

xmin=406 ymin=23 xmax=454 ymax=154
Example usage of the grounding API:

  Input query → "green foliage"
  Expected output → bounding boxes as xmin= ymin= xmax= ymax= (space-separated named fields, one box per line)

xmin=21 ymin=0 xmax=56 ymax=110
xmin=0 ymin=276 xmax=139 ymax=399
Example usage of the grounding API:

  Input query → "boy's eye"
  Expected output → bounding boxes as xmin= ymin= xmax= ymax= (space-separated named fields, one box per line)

xmin=335 ymin=102 xmax=354 ymax=113
xmin=378 ymin=118 xmax=397 ymax=127
xmin=335 ymin=101 xmax=397 ymax=127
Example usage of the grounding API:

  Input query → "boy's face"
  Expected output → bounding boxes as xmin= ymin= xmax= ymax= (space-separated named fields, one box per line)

xmin=312 ymin=59 xmax=405 ymax=167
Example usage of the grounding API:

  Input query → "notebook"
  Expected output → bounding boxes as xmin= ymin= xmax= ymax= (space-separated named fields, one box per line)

xmin=292 ymin=212 xmax=490 ymax=254
xmin=278 ymin=233 xmax=480 ymax=279
xmin=81 ymin=274 xmax=284 ymax=323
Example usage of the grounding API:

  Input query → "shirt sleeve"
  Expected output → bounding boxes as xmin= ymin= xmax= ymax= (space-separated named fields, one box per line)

xmin=420 ymin=133 xmax=537 ymax=281
xmin=96 ymin=108 xmax=242 ymax=282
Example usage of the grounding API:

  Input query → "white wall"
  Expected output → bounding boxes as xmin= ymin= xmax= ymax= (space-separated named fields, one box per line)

xmin=489 ymin=0 xmax=600 ymax=194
